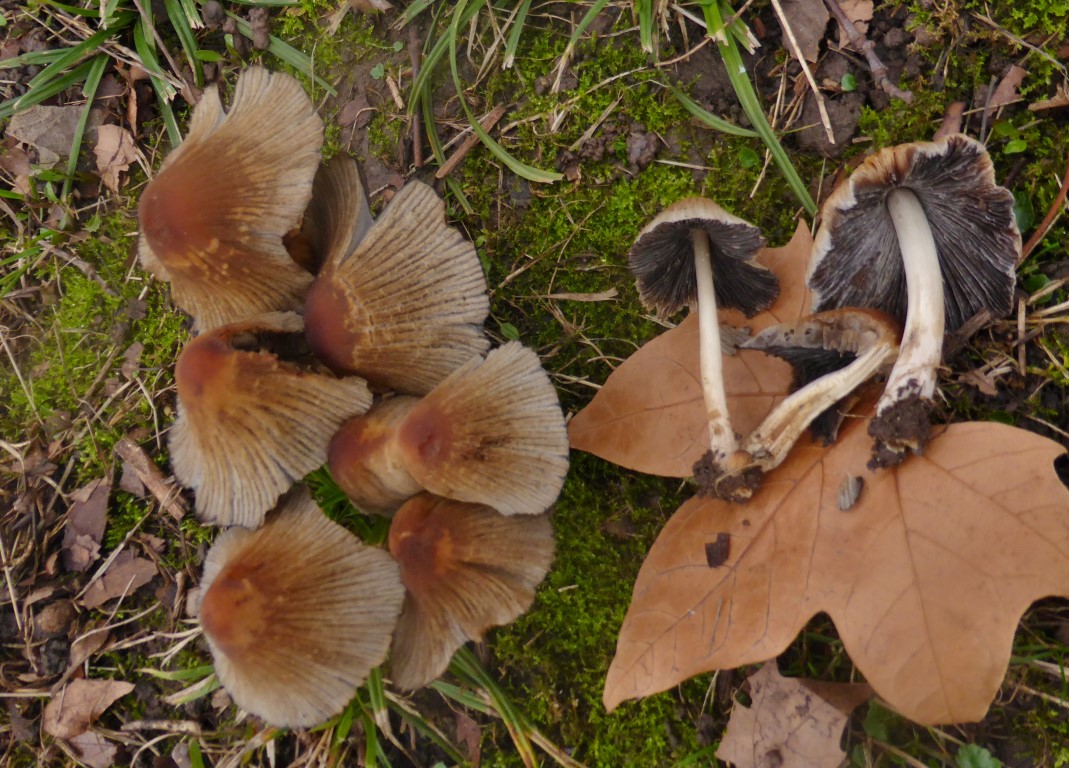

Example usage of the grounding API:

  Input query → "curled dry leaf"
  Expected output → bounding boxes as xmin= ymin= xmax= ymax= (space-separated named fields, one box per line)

xmin=604 ymin=415 xmax=1069 ymax=724
xmin=93 ymin=124 xmax=138 ymax=193
xmin=61 ymin=477 xmax=111 ymax=572
xmin=80 ymin=551 xmax=157 ymax=609
xmin=43 ymin=678 xmax=134 ymax=739
xmin=715 ymin=665 xmax=872 ymax=768
xmin=568 ymin=222 xmax=812 ymax=477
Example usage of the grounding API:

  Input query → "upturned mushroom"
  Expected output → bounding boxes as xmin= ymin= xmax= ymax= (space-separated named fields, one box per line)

xmin=137 ymin=67 xmax=323 ymax=331
xmin=387 ymin=493 xmax=554 ymax=690
xmin=327 ymin=342 xmax=569 ymax=516
xmin=628 ymin=198 xmax=779 ymax=501
xmin=303 ymin=179 xmax=490 ymax=395
xmin=198 ymin=488 xmax=404 ymax=728
xmin=738 ymin=308 xmax=901 ymax=472
xmin=807 ymin=134 xmax=1020 ymax=466
xmin=170 ymin=312 xmax=372 ymax=528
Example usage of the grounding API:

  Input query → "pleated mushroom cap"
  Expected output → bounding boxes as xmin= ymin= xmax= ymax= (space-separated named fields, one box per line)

xmin=387 ymin=494 xmax=554 ymax=690
xmin=198 ymin=488 xmax=405 ymax=728
xmin=327 ymin=396 xmax=423 ymax=516
xmin=396 ymin=342 xmax=569 ymax=516
xmin=170 ymin=312 xmax=372 ymax=528
xmin=808 ymin=134 xmax=1020 ymax=330
xmin=629 ymin=197 xmax=776 ymax=318
xmin=303 ymin=180 xmax=490 ymax=394
xmin=286 ymin=156 xmax=374 ymax=275
xmin=137 ymin=66 xmax=323 ymax=332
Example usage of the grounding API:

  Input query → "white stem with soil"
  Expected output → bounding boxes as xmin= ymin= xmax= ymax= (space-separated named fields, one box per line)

xmin=693 ymin=228 xmax=738 ymax=462
xmin=877 ymin=188 xmax=945 ymax=414
xmin=743 ymin=340 xmax=897 ymax=470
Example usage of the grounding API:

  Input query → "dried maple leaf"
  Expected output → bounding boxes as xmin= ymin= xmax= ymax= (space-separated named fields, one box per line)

xmin=603 ymin=415 xmax=1069 ymax=724
xmin=568 ymin=222 xmax=812 ymax=477
xmin=715 ymin=665 xmax=872 ymax=768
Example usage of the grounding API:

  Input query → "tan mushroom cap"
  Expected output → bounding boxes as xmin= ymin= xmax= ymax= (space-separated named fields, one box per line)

xmin=387 ymin=493 xmax=554 ymax=690
xmin=629 ymin=197 xmax=777 ymax=318
xmin=198 ymin=488 xmax=405 ymax=729
xmin=285 ymin=156 xmax=374 ymax=275
xmin=137 ymin=66 xmax=323 ymax=332
xmin=327 ymin=342 xmax=569 ymax=517
xmin=327 ymin=396 xmax=423 ymax=516
xmin=170 ymin=312 xmax=372 ymax=528
xmin=303 ymin=180 xmax=490 ymax=394
xmin=807 ymin=134 xmax=1020 ymax=330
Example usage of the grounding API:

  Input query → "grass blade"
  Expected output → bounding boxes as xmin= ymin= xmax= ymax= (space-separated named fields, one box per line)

xmin=408 ymin=0 xmax=483 ymax=112
xmin=699 ymin=0 xmax=816 ymax=215
xmin=25 ymin=27 xmax=118 ymax=92
xmin=502 ymin=0 xmax=533 ymax=69
xmin=399 ymin=0 xmax=436 ymax=26
xmin=637 ymin=0 xmax=654 ymax=53
xmin=669 ymin=85 xmax=758 ymax=137
xmin=164 ymin=0 xmax=204 ymax=87
xmin=1 ymin=60 xmax=93 ymax=121
xmin=448 ymin=0 xmax=562 ymax=183
xmin=365 ymin=667 xmax=390 ymax=733
xmin=385 ymin=693 xmax=466 ymax=764
xmin=60 ymin=53 xmax=108 ymax=226
xmin=226 ymin=13 xmax=335 ymax=95
xmin=449 ymin=647 xmax=537 ymax=768
xmin=551 ymin=0 xmax=610 ymax=91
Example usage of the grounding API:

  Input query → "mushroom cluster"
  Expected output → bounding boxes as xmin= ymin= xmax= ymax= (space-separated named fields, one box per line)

xmin=137 ymin=67 xmax=569 ymax=728
xmin=628 ymin=133 xmax=1019 ymax=500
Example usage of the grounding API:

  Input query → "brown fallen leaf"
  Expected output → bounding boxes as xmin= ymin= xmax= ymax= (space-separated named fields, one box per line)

xmin=778 ymin=0 xmax=829 ymax=63
xmin=988 ymin=64 xmax=1028 ymax=113
xmin=69 ymin=730 xmax=119 ymax=768
xmin=80 ymin=551 xmax=157 ymax=609
xmin=93 ymin=124 xmax=139 ymax=193
xmin=568 ymin=222 xmax=812 ymax=477
xmin=834 ymin=0 xmax=873 ymax=49
xmin=61 ymin=477 xmax=112 ymax=573
xmin=716 ymin=665 xmax=872 ymax=768
xmin=604 ymin=415 xmax=1069 ymax=724
xmin=5 ymin=104 xmax=83 ymax=166
xmin=43 ymin=678 xmax=134 ymax=739
xmin=1029 ymin=83 xmax=1069 ymax=113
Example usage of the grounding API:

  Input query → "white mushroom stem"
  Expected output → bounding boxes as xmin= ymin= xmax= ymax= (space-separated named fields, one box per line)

xmin=877 ymin=188 xmax=945 ymax=415
xmin=692 ymin=228 xmax=739 ymax=462
xmin=742 ymin=340 xmax=898 ymax=471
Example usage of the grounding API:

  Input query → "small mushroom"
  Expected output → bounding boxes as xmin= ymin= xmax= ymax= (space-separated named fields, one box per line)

xmin=198 ymin=488 xmax=404 ymax=728
xmin=328 ymin=342 xmax=569 ymax=516
xmin=739 ymin=308 xmax=901 ymax=474
xmin=628 ymin=198 xmax=778 ymax=502
xmin=808 ymin=135 xmax=1020 ymax=466
xmin=170 ymin=312 xmax=372 ymax=528
xmin=387 ymin=493 xmax=554 ymax=690
xmin=303 ymin=180 xmax=490 ymax=395
xmin=137 ymin=67 xmax=324 ymax=332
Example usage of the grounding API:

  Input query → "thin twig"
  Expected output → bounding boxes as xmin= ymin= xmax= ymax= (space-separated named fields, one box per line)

xmin=823 ymin=0 xmax=913 ymax=102
xmin=1020 ymin=154 xmax=1069 ymax=264
xmin=435 ymin=105 xmax=507 ymax=179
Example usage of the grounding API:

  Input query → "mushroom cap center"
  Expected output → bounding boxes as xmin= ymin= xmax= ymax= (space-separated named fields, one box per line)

xmin=199 ymin=560 xmax=271 ymax=656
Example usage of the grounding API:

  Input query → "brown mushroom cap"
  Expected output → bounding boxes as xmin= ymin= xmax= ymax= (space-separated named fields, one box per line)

xmin=327 ymin=342 xmax=569 ymax=517
xmin=286 ymin=156 xmax=374 ymax=275
xmin=137 ymin=67 xmax=323 ymax=332
xmin=629 ymin=197 xmax=776 ymax=317
xmin=303 ymin=180 xmax=490 ymax=394
xmin=387 ymin=493 xmax=554 ymax=690
xmin=198 ymin=488 xmax=404 ymax=728
xmin=170 ymin=312 xmax=372 ymax=528
xmin=807 ymin=134 xmax=1020 ymax=331
xmin=397 ymin=342 xmax=569 ymax=516
xmin=327 ymin=396 xmax=423 ymax=516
